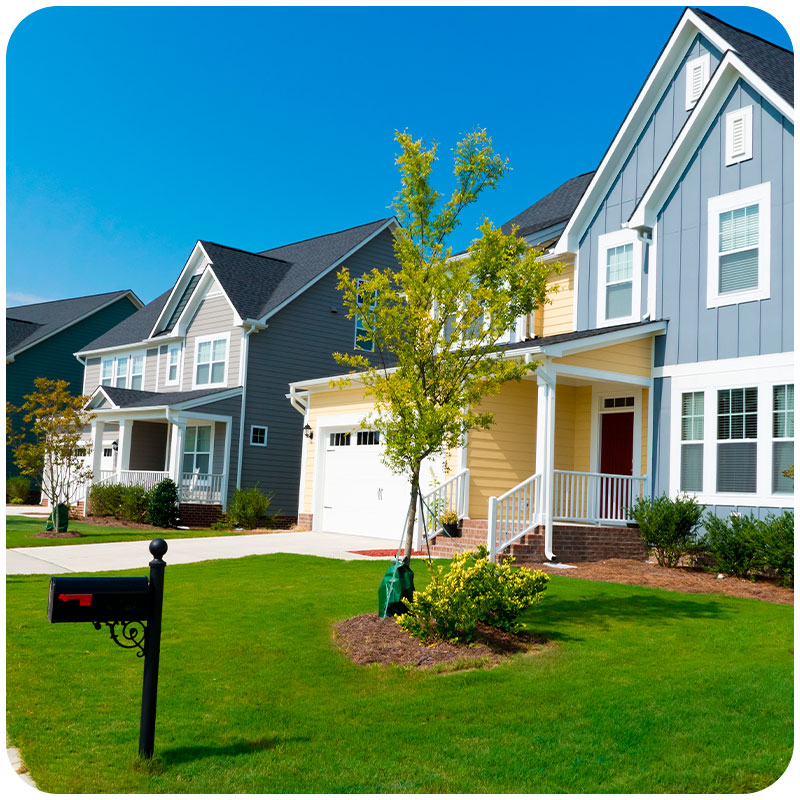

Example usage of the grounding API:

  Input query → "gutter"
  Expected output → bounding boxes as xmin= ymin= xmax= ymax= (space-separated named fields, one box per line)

xmin=236 ymin=320 xmax=266 ymax=489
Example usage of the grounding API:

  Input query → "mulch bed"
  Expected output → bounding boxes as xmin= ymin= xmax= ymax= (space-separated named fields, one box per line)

xmin=333 ymin=613 xmax=552 ymax=669
xmin=348 ymin=549 xmax=424 ymax=557
xmin=29 ymin=531 xmax=85 ymax=539
xmin=78 ymin=515 xmax=156 ymax=529
xmin=535 ymin=558 xmax=793 ymax=605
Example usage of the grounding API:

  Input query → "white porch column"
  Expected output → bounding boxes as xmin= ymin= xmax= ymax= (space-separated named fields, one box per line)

xmin=535 ymin=366 xmax=556 ymax=560
xmin=90 ymin=420 xmax=105 ymax=479
xmin=117 ymin=420 xmax=133 ymax=478
xmin=169 ymin=419 xmax=186 ymax=494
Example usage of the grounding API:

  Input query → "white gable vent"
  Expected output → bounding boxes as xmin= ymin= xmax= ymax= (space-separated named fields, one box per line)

xmin=725 ymin=106 xmax=753 ymax=165
xmin=685 ymin=54 xmax=710 ymax=110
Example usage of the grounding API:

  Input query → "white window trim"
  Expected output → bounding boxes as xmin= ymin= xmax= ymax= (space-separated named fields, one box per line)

xmin=165 ymin=344 xmax=182 ymax=386
xmin=130 ymin=353 xmax=145 ymax=391
xmin=182 ymin=423 xmax=215 ymax=475
xmin=771 ymin=384 xmax=794 ymax=495
xmin=725 ymin=105 xmax=753 ymax=166
xmin=589 ymin=388 xmax=643 ymax=477
xmin=679 ymin=391 xmax=705 ymax=492
xmin=192 ymin=332 xmax=230 ymax=390
xmin=101 ymin=352 xmax=146 ymax=390
xmin=706 ymin=181 xmax=770 ymax=308
xmin=596 ymin=229 xmax=643 ymax=328
xmin=250 ymin=425 xmax=268 ymax=447
xmin=685 ymin=53 xmax=710 ymax=110
xmin=668 ymin=359 xmax=794 ymax=507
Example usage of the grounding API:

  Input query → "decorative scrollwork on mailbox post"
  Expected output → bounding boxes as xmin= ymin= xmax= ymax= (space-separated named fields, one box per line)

xmin=47 ymin=538 xmax=168 ymax=759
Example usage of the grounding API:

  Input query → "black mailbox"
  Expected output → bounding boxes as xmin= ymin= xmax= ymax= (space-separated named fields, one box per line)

xmin=47 ymin=576 xmax=151 ymax=624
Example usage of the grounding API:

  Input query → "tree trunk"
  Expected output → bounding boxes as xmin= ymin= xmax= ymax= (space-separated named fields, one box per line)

xmin=402 ymin=465 xmax=421 ymax=562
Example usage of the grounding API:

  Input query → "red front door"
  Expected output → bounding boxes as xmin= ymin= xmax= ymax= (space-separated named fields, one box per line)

xmin=600 ymin=412 xmax=634 ymax=519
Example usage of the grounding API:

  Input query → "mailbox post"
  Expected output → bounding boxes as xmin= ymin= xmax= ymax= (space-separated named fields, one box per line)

xmin=47 ymin=538 xmax=168 ymax=759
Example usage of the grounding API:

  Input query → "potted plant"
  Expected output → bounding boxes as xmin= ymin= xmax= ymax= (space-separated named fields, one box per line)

xmin=440 ymin=508 xmax=460 ymax=538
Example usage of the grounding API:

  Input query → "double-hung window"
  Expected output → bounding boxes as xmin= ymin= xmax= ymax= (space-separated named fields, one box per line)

xmin=115 ymin=356 xmax=129 ymax=389
xmin=130 ymin=355 xmax=144 ymax=390
xmin=772 ymin=384 xmax=794 ymax=494
xmin=166 ymin=345 xmax=180 ymax=385
xmin=680 ymin=392 xmax=704 ymax=492
xmin=707 ymin=182 xmax=770 ymax=307
xmin=354 ymin=278 xmax=377 ymax=352
xmin=194 ymin=334 xmax=228 ymax=388
xmin=596 ymin=230 xmax=642 ymax=327
xmin=716 ymin=387 xmax=757 ymax=493
xmin=183 ymin=425 xmax=211 ymax=474
xmin=100 ymin=354 xmax=145 ymax=389
xmin=101 ymin=359 xmax=114 ymax=386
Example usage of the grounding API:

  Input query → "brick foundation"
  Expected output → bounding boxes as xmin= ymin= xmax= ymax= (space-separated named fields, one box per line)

xmin=178 ymin=503 xmax=224 ymax=527
xmin=297 ymin=513 xmax=314 ymax=531
xmin=271 ymin=516 xmax=297 ymax=530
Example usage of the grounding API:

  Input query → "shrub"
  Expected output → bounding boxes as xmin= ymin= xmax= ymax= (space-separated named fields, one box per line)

xmin=118 ymin=485 xmax=150 ymax=523
xmin=757 ymin=511 xmax=793 ymax=587
xmin=628 ymin=493 xmax=705 ymax=567
xmin=228 ymin=486 xmax=274 ymax=529
xmin=397 ymin=546 xmax=549 ymax=643
xmin=146 ymin=479 xmax=179 ymax=528
xmin=210 ymin=513 xmax=233 ymax=531
xmin=702 ymin=512 xmax=762 ymax=578
xmin=88 ymin=482 xmax=125 ymax=516
xmin=6 ymin=475 xmax=31 ymax=503
xmin=10 ymin=497 xmax=24 ymax=505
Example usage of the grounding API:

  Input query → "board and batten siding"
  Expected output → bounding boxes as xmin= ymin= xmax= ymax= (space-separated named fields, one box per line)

xmin=241 ymin=228 xmax=399 ymax=517
xmin=654 ymin=80 xmax=793 ymax=366
xmin=182 ymin=294 xmax=242 ymax=389
xmin=576 ymin=34 xmax=723 ymax=331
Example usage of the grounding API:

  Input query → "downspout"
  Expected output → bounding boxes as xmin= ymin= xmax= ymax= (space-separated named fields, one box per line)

xmin=236 ymin=321 xmax=263 ymax=489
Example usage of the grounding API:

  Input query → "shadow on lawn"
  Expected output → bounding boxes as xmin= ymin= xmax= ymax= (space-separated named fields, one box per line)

xmin=160 ymin=735 xmax=310 ymax=765
xmin=526 ymin=591 xmax=729 ymax=639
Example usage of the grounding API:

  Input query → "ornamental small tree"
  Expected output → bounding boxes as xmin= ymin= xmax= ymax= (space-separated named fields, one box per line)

xmin=8 ymin=378 xmax=94 ymax=533
xmin=334 ymin=130 xmax=557 ymax=560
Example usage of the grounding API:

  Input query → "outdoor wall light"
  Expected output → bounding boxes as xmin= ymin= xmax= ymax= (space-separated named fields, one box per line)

xmin=112 ymin=440 xmax=119 ymax=452
xmin=303 ymin=424 xmax=313 ymax=441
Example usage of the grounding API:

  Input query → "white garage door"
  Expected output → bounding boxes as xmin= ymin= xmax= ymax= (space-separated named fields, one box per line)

xmin=320 ymin=430 xmax=411 ymax=540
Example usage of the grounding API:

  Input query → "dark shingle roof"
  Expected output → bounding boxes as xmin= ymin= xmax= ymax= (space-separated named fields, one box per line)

xmin=500 ymin=172 xmax=596 ymax=239
xmin=257 ymin=218 xmax=393 ymax=317
xmin=7 ymin=290 xmax=139 ymax=356
xmin=79 ymin=290 xmax=173 ymax=353
xmin=100 ymin=385 xmax=240 ymax=409
xmin=693 ymin=8 xmax=793 ymax=105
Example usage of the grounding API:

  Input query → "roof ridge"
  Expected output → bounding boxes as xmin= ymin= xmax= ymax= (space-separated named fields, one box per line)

xmin=7 ymin=289 xmax=131 ymax=310
xmin=199 ymin=240 xmax=293 ymax=265
xmin=692 ymin=7 xmax=794 ymax=56
xmin=258 ymin=217 xmax=393 ymax=254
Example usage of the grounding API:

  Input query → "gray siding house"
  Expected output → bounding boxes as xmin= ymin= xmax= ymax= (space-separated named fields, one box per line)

xmin=75 ymin=219 xmax=398 ymax=523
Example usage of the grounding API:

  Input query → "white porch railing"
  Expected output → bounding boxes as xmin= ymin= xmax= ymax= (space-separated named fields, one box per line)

xmin=181 ymin=473 xmax=225 ymax=504
xmin=418 ymin=468 xmax=470 ymax=542
xmin=96 ymin=470 xmax=170 ymax=490
xmin=488 ymin=473 xmax=541 ymax=561
xmin=553 ymin=470 xmax=646 ymax=524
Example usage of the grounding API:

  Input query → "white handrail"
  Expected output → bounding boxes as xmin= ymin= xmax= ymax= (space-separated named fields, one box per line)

xmin=418 ymin=468 xmax=470 ymax=542
xmin=488 ymin=472 xmax=541 ymax=561
xmin=553 ymin=470 xmax=646 ymax=524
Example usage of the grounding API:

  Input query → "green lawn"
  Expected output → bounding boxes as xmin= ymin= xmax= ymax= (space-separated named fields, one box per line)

xmin=5 ymin=515 xmax=242 ymax=548
xmin=6 ymin=554 xmax=793 ymax=793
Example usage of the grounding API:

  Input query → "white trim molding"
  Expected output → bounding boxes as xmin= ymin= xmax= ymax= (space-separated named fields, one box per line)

xmin=596 ymin=229 xmax=643 ymax=328
xmin=191 ymin=331 xmax=231 ymax=390
xmin=706 ymin=182 xmax=771 ymax=309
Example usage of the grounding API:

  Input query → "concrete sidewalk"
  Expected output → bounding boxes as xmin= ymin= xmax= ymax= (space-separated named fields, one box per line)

xmin=6 ymin=531 xmax=397 ymax=575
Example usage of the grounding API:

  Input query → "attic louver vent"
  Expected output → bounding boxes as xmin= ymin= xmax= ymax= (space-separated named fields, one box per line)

xmin=731 ymin=118 xmax=745 ymax=157
xmin=685 ymin=54 xmax=709 ymax=110
xmin=725 ymin=106 xmax=753 ymax=165
xmin=156 ymin=274 xmax=202 ymax=335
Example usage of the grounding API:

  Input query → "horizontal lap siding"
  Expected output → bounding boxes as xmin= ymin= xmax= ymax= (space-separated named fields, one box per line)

xmin=573 ymin=386 xmax=593 ymax=472
xmin=539 ymin=263 xmax=575 ymax=336
xmin=143 ymin=349 xmax=158 ymax=391
xmin=466 ymin=380 xmax=537 ymax=519
xmin=656 ymin=81 xmax=793 ymax=365
xmin=183 ymin=295 xmax=241 ymax=389
xmin=189 ymin=396 xmax=242 ymax=505
xmin=242 ymin=228 xmax=399 ymax=517
xmin=554 ymin=338 xmax=653 ymax=377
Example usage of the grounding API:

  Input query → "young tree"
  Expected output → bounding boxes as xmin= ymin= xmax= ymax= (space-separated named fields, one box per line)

xmin=8 ymin=378 xmax=94 ymax=532
xmin=334 ymin=130 xmax=559 ymax=560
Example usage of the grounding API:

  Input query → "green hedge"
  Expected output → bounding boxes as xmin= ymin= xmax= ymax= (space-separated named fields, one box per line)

xmin=628 ymin=494 xmax=705 ymax=567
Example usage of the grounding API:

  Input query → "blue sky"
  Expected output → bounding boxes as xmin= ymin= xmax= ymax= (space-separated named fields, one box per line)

xmin=6 ymin=4 xmax=793 ymax=307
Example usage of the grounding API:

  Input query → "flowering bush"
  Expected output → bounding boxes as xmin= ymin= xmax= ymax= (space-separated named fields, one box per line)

xmin=397 ymin=546 xmax=549 ymax=643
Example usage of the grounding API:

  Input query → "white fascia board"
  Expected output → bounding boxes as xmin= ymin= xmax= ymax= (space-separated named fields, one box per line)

xmin=554 ymin=363 xmax=652 ymax=387
xmin=628 ymin=53 xmax=794 ymax=231
xmin=9 ymin=290 xmax=143 ymax=360
xmin=85 ymin=385 xmax=119 ymax=410
xmin=173 ymin=264 xmax=243 ymax=335
xmin=555 ymin=9 xmax=730 ymax=254
xmin=147 ymin=241 xmax=210 ymax=338
xmin=543 ymin=321 xmax=666 ymax=358
xmin=171 ymin=387 xmax=243 ymax=410
xmin=257 ymin=218 xmax=399 ymax=324
xmin=75 ymin=335 xmax=183 ymax=359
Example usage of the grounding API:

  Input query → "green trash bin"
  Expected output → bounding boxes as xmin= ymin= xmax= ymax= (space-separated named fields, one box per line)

xmin=378 ymin=560 xmax=414 ymax=617
xmin=45 ymin=503 xmax=70 ymax=533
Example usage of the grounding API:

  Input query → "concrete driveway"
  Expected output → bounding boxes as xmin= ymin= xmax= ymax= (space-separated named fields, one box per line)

xmin=6 ymin=531 xmax=398 ymax=575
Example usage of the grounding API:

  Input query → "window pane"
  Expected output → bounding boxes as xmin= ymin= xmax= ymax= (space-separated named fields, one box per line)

xmin=210 ymin=362 xmax=225 ymax=383
xmin=102 ymin=360 xmax=113 ymax=378
xmin=182 ymin=453 xmax=194 ymax=473
xmin=212 ymin=339 xmax=227 ymax=361
xmin=195 ymin=454 xmax=210 ymax=473
xmin=197 ymin=341 xmax=211 ymax=363
xmin=132 ymin=355 xmax=143 ymax=373
xmin=169 ymin=346 xmax=179 ymax=365
xmin=116 ymin=356 xmax=128 ymax=374
xmin=606 ymin=282 xmax=632 ymax=319
xmin=719 ymin=249 xmax=758 ymax=293
xmin=719 ymin=204 xmax=758 ymax=252
xmin=680 ymin=444 xmax=703 ymax=491
xmin=717 ymin=442 xmax=757 ymax=492
xmin=168 ymin=364 xmax=177 ymax=381
xmin=131 ymin=375 xmax=142 ymax=390
xmin=772 ymin=441 xmax=794 ymax=493
xmin=116 ymin=377 xmax=127 ymax=389
xmin=196 ymin=426 xmax=211 ymax=452
xmin=196 ymin=363 xmax=210 ymax=384
xmin=606 ymin=244 xmax=633 ymax=282
xmin=185 ymin=426 xmax=196 ymax=451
